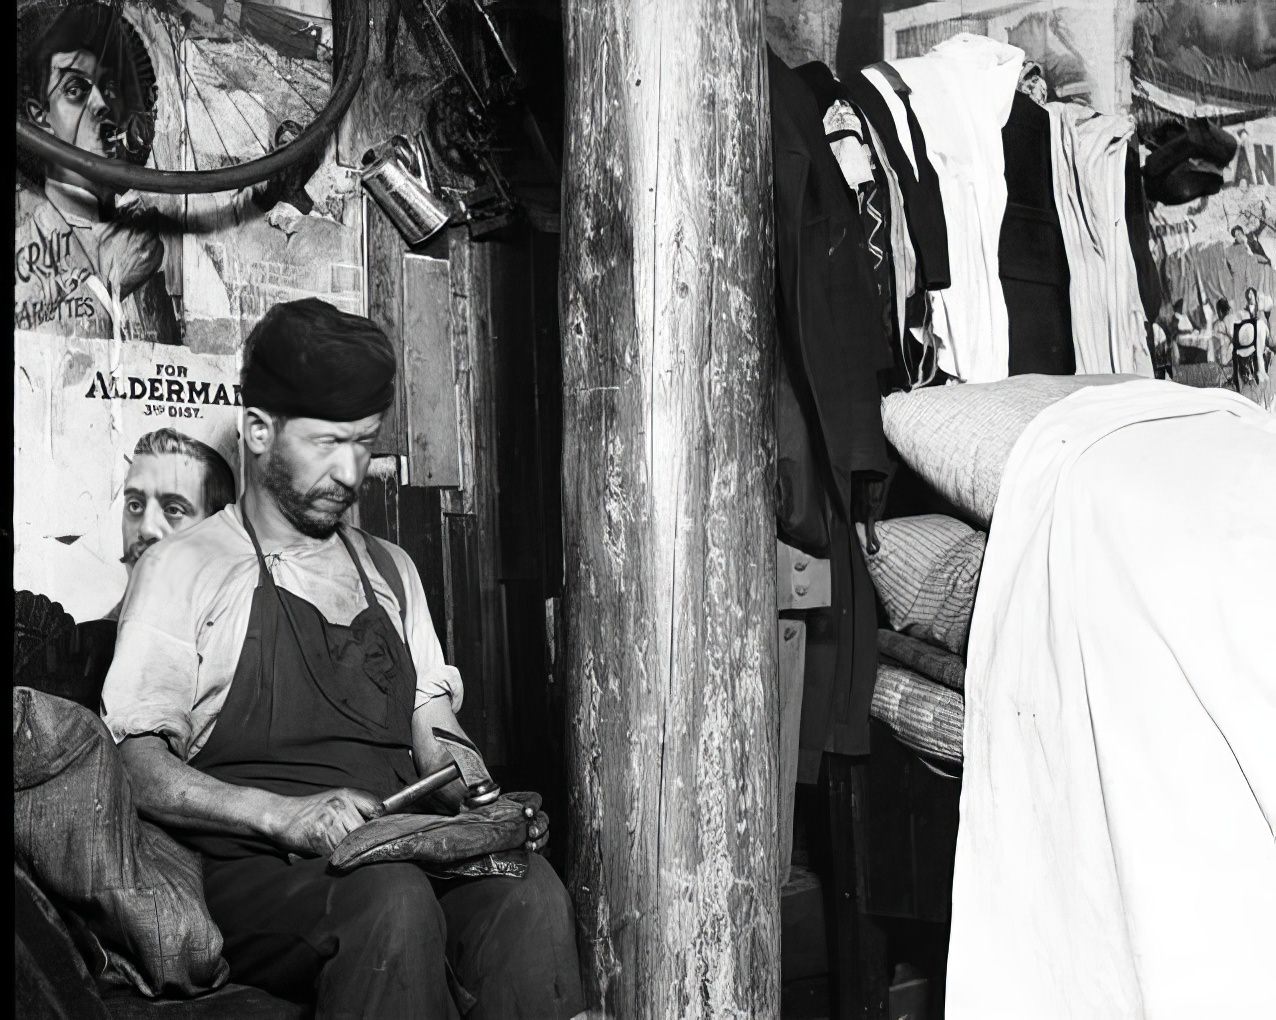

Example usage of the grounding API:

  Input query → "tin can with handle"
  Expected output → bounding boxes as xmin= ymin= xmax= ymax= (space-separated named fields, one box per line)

xmin=360 ymin=134 xmax=452 ymax=247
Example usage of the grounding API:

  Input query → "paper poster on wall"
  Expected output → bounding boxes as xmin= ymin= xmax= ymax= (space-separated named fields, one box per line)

xmin=1132 ymin=0 xmax=1276 ymax=408
xmin=882 ymin=0 xmax=1127 ymax=113
xmin=13 ymin=330 xmax=242 ymax=624
xmin=14 ymin=0 xmax=364 ymax=354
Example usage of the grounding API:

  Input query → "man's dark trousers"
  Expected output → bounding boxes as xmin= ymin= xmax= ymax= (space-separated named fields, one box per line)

xmin=203 ymin=851 xmax=584 ymax=1019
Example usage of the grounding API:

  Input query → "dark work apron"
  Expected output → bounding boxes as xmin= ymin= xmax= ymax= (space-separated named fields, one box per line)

xmin=184 ymin=510 xmax=418 ymax=860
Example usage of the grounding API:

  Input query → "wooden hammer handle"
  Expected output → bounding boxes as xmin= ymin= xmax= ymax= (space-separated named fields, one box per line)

xmin=377 ymin=762 xmax=461 ymax=816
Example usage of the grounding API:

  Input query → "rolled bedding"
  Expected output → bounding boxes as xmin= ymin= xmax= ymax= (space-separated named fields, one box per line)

xmin=871 ymin=662 xmax=965 ymax=767
xmin=881 ymin=374 xmax=1134 ymax=529
xmin=859 ymin=514 xmax=985 ymax=658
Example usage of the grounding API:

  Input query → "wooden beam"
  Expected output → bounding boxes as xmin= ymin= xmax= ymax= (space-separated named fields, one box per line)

xmin=778 ymin=617 xmax=808 ymax=888
xmin=560 ymin=1 xmax=780 ymax=1014
xmin=441 ymin=232 xmax=510 ymax=766
xmin=402 ymin=254 xmax=462 ymax=487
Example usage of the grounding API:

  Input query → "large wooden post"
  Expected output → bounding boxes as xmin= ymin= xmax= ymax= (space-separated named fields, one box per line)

xmin=560 ymin=1 xmax=779 ymax=1015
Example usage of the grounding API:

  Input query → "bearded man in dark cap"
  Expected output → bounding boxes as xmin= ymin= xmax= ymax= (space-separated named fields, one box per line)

xmin=101 ymin=299 xmax=585 ymax=1019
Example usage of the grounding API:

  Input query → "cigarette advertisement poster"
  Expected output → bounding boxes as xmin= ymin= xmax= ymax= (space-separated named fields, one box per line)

xmin=14 ymin=0 xmax=365 ymax=355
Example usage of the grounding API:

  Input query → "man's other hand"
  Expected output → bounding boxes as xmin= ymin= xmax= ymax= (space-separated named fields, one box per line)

xmin=525 ymin=809 xmax=550 ymax=854
xmin=272 ymin=788 xmax=382 ymax=857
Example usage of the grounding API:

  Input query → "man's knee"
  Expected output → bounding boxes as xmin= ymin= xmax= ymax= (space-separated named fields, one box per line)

xmin=330 ymin=862 xmax=446 ymax=945
xmin=440 ymin=853 xmax=577 ymax=954
xmin=445 ymin=855 xmax=584 ymax=1019
xmin=492 ymin=853 xmax=575 ymax=936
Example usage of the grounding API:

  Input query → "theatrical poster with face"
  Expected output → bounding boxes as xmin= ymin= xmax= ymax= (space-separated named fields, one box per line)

xmin=881 ymin=0 xmax=1128 ymax=112
xmin=13 ymin=330 xmax=243 ymax=622
xmin=14 ymin=0 xmax=366 ymax=620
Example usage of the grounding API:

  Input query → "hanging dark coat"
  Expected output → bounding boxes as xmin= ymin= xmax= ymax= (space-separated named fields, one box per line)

xmin=831 ymin=65 xmax=951 ymax=293
xmin=770 ymin=48 xmax=886 ymax=763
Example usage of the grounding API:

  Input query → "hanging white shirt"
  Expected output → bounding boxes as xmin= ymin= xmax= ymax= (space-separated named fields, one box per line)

xmin=1049 ymin=103 xmax=1154 ymax=377
xmin=890 ymin=34 xmax=1024 ymax=382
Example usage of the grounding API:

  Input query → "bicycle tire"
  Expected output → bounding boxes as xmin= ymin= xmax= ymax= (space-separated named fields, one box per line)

xmin=14 ymin=0 xmax=369 ymax=195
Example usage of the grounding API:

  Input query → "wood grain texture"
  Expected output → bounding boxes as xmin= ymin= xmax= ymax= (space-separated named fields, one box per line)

xmin=444 ymin=512 xmax=494 ymax=761
xmin=442 ymin=231 xmax=487 ymax=516
xmin=439 ymin=232 xmax=510 ymax=765
xmin=561 ymin=1 xmax=779 ymax=1014
xmin=402 ymin=254 xmax=462 ymax=486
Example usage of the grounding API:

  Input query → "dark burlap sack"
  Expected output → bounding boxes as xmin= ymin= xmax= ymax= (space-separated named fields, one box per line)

xmin=13 ymin=687 xmax=230 ymax=998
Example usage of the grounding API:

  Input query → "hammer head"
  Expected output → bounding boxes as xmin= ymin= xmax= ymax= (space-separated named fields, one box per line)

xmin=462 ymin=778 xmax=501 ymax=808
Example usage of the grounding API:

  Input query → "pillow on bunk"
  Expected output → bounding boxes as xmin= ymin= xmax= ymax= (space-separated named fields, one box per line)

xmin=881 ymin=374 xmax=1133 ymax=528
xmin=859 ymin=514 xmax=985 ymax=657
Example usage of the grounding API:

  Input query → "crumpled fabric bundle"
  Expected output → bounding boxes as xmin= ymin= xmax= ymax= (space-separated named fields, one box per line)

xmin=330 ymin=790 xmax=542 ymax=875
xmin=1142 ymin=117 xmax=1237 ymax=206
xmin=13 ymin=686 xmax=230 ymax=998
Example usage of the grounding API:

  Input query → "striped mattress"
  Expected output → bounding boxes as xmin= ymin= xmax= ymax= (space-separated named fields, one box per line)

xmin=870 ymin=660 xmax=965 ymax=768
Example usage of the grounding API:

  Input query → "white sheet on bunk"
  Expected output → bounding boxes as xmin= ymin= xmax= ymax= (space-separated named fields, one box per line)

xmin=948 ymin=380 xmax=1276 ymax=1019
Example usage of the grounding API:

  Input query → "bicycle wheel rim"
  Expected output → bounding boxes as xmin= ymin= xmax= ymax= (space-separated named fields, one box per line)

xmin=14 ymin=1 xmax=369 ymax=195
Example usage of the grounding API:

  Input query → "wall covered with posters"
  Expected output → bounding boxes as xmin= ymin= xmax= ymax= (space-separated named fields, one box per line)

xmin=13 ymin=0 xmax=364 ymax=620
xmin=1131 ymin=0 xmax=1276 ymax=407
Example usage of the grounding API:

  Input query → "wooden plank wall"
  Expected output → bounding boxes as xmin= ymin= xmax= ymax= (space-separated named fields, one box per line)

xmin=441 ymin=233 xmax=507 ymax=766
xmin=358 ymin=216 xmax=563 ymax=789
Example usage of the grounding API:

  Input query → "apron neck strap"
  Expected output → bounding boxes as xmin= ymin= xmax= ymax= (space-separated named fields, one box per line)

xmin=335 ymin=526 xmax=381 ymax=610
xmin=241 ymin=506 xmax=277 ymax=591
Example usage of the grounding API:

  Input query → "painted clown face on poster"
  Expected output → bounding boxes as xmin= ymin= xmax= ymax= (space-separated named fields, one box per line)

xmin=14 ymin=1 xmax=176 ymax=344
xmin=14 ymin=0 xmax=365 ymax=351
xmin=19 ymin=2 xmax=158 ymax=198
xmin=28 ymin=47 xmax=125 ymax=194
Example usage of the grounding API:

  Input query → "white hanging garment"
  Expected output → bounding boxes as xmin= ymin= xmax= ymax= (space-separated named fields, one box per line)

xmin=889 ymin=34 xmax=1023 ymax=382
xmin=823 ymin=100 xmax=875 ymax=188
xmin=862 ymin=116 xmax=917 ymax=367
xmin=1048 ymin=103 xmax=1155 ymax=377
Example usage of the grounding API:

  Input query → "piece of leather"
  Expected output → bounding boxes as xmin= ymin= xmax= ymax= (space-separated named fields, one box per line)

xmin=329 ymin=791 xmax=540 ymax=873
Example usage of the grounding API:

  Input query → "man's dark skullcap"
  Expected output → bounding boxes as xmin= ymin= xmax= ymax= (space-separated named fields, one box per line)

xmin=241 ymin=299 xmax=396 ymax=421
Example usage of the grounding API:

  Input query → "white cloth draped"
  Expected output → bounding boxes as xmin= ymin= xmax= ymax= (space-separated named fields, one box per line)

xmin=948 ymin=380 xmax=1276 ymax=1018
